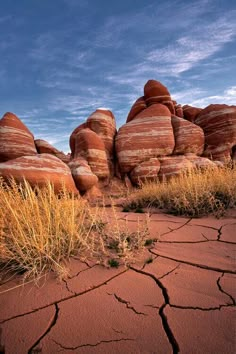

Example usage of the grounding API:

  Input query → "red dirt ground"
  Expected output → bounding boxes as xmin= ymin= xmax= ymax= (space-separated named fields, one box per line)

xmin=0 ymin=210 xmax=235 ymax=353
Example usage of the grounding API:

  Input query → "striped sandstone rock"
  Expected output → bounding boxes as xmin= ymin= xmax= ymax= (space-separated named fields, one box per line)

xmin=0 ymin=112 xmax=37 ymax=162
xmin=130 ymin=158 xmax=160 ymax=185
xmin=174 ymin=102 xmax=184 ymax=118
xmin=171 ymin=115 xmax=204 ymax=155
xmin=144 ymin=80 xmax=175 ymax=114
xmin=195 ymin=104 xmax=236 ymax=161
xmin=158 ymin=156 xmax=193 ymax=180
xmin=35 ymin=139 xmax=70 ymax=164
xmin=126 ymin=97 xmax=147 ymax=123
xmin=182 ymin=105 xmax=202 ymax=123
xmin=68 ymin=157 xmax=98 ymax=192
xmin=70 ymin=122 xmax=87 ymax=158
xmin=87 ymin=109 xmax=116 ymax=176
xmin=73 ymin=128 xmax=109 ymax=179
xmin=115 ymin=104 xmax=175 ymax=174
xmin=0 ymin=154 xmax=78 ymax=194
xmin=87 ymin=109 xmax=116 ymax=156
xmin=185 ymin=154 xmax=219 ymax=169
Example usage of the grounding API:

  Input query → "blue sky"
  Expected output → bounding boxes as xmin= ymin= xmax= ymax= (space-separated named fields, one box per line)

xmin=0 ymin=0 xmax=236 ymax=152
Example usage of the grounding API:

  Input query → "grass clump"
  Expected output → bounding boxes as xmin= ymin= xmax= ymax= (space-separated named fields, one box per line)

xmin=0 ymin=179 xmax=150 ymax=282
xmin=0 ymin=178 xmax=92 ymax=280
xmin=125 ymin=165 xmax=236 ymax=217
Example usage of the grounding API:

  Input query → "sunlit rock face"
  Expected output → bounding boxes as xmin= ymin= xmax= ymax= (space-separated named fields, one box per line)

xmin=195 ymin=104 xmax=236 ymax=162
xmin=0 ymin=112 xmax=37 ymax=162
xmin=68 ymin=157 xmax=98 ymax=192
xmin=116 ymin=104 xmax=175 ymax=174
xmin=0 ymin=154 xmax=78 ymax=194
xmin=73 ymin=128 xmax=110 ymax=179
xmin=144 ymin=80 xmax=175 ymax=114
xmin=35 ymin=139 xmax=70 ymax=164
xmin=126 ymin=96 xmax=147 ymax=123
xmin=171 ymin=115 xmax=204 ymax=156
xmin=70 ymin=109 xmax=116 ymax=184
xmin=129 ymin=158 xmax=161 ymax=185
xmin=1 ymin=79 xmax=235 ymax=193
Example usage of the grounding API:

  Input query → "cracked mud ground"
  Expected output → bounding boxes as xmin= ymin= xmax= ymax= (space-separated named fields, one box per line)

xmin=0 ymin=211 xmax=235 ymax=354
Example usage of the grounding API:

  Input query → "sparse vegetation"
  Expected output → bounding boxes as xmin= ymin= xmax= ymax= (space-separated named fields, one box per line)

xmin=125 ymin=165 xmax=236 ymax=217
xmin=145 ymin=257 xmax=153 ymax=264
xmin=108 ymin=258 xmax=119 ymax=268
xmin=0 ymin=178 xmax=149 ymax=281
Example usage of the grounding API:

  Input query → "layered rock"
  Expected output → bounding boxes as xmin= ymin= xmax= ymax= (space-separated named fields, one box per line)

xmin=0 ymin=154 xmax=78 ymax=194
xmin=185 ymin=154 xmax=219 ymax=169
xmin=130 ymin=158 xmax=160 ymax=185
xmin=126 ymin=97 xmax=147 ymax=123
xmin=116 ymin=104 xmax=175 ymax=174
xmin=158 ymin=156 xmax=193 ymax=180
xmin=0 ymin=112 xmax=37 ymax=162
xmin=35 ymin=139 xmax=70 ymax=164
xmin=183 ymin=105 xmax=202 ymax=123
xmin=73 ymin=128 xmax=109 ymax=179
xmin=195 ymin=104 xmax=236 ymax=161
xmin=144 ymin=80 xmax=175 ymax=114
xmin=70 ymin=122 xmax=87 ymax=158
xmin=68 ymin=157 xmax=98 ymax=192
xmin=171 ymin=115 xmax=204 ymax=155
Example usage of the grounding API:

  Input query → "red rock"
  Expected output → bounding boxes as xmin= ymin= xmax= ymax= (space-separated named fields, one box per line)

xmin=158 ymin=156 xmax=193 ymax=180
xmin=35 ymin=139 xmax=70 ymax=164
xmin=87 ymin=109 xmax=116 ymax=155
xmin=171 ymin=115 xmax=204 ymax=155
xmin=73 ymin=128 xmax=109 ymax=179
xmin=68 ymin=157 xmax=98 ymax=192
xmin=0 ymin=154 xmax=78 ymax=194
xmin=126 ymin=96 xmax=147 ymax=123
xmin=87 ymin=109 xmax=116 ymax=176
xmin=144 ymin=80 xmax=174 ymax=114
xmin=0 ymin=112 xmax=37 ymax=162
xmin=69 ymin=122 xmax=87 ymax=158
xmin=115 ymin=104 xmax=175 ymax=174
xmin=185 ymin=154 xmax=218 ymax=169
xmin=130 ymin=158 xmax=160 ymax=185
xmin=183 ymin=105 xmax=202 ymax=122
xmin=195 ymin=104 xmax=236 ymax=161
xmin=174 ymin=102 xmax=184 ymax=118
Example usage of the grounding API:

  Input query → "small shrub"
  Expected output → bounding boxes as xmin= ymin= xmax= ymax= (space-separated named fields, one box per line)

xmin=108 ymin=258 xmax=119 ymax=268
xmin=145 ymin=257 xmax=153 ymax=264
xmin=144 ymin=239 xmax=154 ymax=246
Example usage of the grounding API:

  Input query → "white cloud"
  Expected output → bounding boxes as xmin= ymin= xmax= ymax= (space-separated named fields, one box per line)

xmin=190 ymin=86 xmax=236 ymax=107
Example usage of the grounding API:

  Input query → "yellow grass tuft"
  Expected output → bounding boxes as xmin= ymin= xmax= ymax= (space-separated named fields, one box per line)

xmin=125 ymin=165 xmax=236 ymax=217
xmin=0 ymin=178 xmax=150 ymax=281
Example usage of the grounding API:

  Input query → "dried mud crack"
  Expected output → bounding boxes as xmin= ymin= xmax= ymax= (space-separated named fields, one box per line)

xmin=28 ymin=303 xmax=59 ymax=354
xmin=149 ymin=250 xmax=236 ymax=274
xmin=107 ymin=292 xmax=147 ymax=316
xmin=129 ymin=266 xmax=180 ymax=354
xmin=52 ymin=337 xmax=135 ymax=351
xmin=0 ymin=269 xmax=128 ymax=325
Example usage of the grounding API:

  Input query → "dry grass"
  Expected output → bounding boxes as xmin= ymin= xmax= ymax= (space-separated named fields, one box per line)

xmin=0 ymin=179 xmax=150 ymax=282
xmin=125 ymin=165 xmax=236 ymax=217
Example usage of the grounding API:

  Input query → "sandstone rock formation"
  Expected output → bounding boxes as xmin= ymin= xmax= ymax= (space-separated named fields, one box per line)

xmin=68 ymin=157 xmax=98 ymax=192
xmin=144 ymin=80 xmax=175 ymax=114
xmin=35 ymin=139 xmax=70 ymax=164
xmin=0 ymin=78 xmax=235 ymax=194
xmin=182 ymin=105 xmax=202 ymax=123
xmin=194 ymin=104 xmax=236 ymax=162
xmin=0 ymin=154 xmax=78 ymax=194
xmin=171 ymin=115 xmax=204 ymax=155
xmin=0 ymin=112 xmax=37 ymax=162
xmin=116 ymin=104 xmax=175 ymax=174
xmin=70 ymin=109 xmax=116 ymax=185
